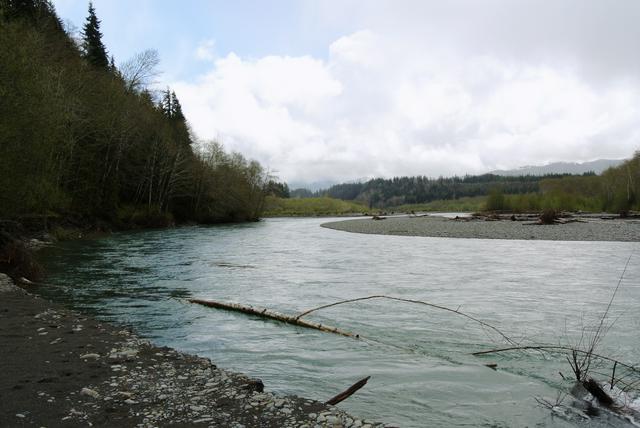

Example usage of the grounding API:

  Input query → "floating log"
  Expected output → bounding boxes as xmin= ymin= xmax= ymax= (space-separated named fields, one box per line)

xmin=188 ymin=298 xmax=357 ymax=338
xmin=326 ymin=376 xmax=371 ymax=406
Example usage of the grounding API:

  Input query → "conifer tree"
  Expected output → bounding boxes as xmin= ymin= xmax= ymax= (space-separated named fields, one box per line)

xmin=160 ymin=88 xmax=173 ymax=117
xmin=5 ymin=0 xmax=36 ymax=18
xmin=82 ymin=2 xmax=108 ymax=68
xmin=171 ymin=91 xmax=185 ymax=121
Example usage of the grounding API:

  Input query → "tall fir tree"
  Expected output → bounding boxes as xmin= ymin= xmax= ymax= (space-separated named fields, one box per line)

xmin=81 ymin=2 xmax=108 ymax=68
xmin=171 ymin=91 xmax=185 ymax=121
xmin=160 ymin=88 xmax=173 ymax=117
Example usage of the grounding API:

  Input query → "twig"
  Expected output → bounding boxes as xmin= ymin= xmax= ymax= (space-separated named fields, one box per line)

xmin=472 ymin=345 xmax=638 ymax=373
xmin=296 ymin=295 xmax=516 ymax=345
xmin=585 ymin=251 xmax=633 ymax=364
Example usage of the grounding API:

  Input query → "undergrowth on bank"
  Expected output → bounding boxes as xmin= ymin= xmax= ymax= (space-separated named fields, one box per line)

xmin=262 ymin=196 xmax=368 ymax=217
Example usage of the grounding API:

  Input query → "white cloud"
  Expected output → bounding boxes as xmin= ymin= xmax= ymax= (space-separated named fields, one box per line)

xmin=173 ymin=26 xmax=640 ymax=184
xmin=195 ymin=39 xmax=216 ymax=62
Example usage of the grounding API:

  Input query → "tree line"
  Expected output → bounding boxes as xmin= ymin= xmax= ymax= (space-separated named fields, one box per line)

xmin=291 ymin=158 xmax=639 ymax=214
xmin=0 ymin=0 xmax=269 ymax=228
xmin=485 ymin=152 xmax=640 ymax=213
xmin=299 ymin=173 xmax=590 ymax=209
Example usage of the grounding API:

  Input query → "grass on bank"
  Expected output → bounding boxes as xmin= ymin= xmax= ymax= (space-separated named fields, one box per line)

xmin=392 ymin=196 xmax=487 ymax=213
xmin=262 ymin=196 xmax=368 ymax=217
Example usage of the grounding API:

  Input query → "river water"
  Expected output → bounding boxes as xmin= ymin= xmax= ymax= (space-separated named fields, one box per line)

xmin=38 ymin=217 xmax=640 ymax=427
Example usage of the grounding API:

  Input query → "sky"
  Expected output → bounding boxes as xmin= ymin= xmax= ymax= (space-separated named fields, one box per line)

xmin=52 ymin=0 xmax=640 ymax=186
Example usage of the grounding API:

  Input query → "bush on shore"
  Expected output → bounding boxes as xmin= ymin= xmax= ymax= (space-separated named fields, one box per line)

xmin=262 ymin=196 xmax=367 ymax=217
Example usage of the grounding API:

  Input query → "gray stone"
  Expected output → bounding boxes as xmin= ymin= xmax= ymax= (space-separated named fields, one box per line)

xmin=80 ymin=353 xmax=100 ymax=359
xmin=0 ymin=274 xmax=18 ymax=293
xmin=80 ymin=388 xmax=100 ymax=399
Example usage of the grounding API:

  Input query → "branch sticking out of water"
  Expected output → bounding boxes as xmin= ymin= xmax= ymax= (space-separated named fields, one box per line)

xmin=296 ymin=295 xmax=516 ymax=345
xmin=325 ymin=376 xmax=371 ymax=406
xmin=472 ymin=345 xmax=639 ymax=374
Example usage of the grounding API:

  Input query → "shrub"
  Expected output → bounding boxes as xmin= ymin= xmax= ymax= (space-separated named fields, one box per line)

xmin=485 ymin=187 xmax=506 ymax=211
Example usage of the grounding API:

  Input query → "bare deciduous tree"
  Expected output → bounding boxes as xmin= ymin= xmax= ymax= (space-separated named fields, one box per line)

xmin=120 ymin=49 xmax=160 ymax=93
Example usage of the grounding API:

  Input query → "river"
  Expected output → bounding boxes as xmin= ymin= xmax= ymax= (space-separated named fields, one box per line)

xmin=38 ymin=217 xmax=640 ymax=427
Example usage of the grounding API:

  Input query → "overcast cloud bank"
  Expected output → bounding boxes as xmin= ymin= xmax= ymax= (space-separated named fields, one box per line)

xmin=172 ymin=1 xmax=640 ymax=184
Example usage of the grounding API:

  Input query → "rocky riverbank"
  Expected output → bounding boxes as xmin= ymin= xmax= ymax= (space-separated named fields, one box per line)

xmin=0 ymin=274 xmax=387 ymax=428
xmin=321 ymin=214 xmax=640 ymax=241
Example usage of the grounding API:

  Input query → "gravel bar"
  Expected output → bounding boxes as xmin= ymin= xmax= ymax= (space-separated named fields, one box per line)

xmin=322 ymin=215 xmax=640 ymax=242
xmin=0 ymin=274 xmax=388 ymax=428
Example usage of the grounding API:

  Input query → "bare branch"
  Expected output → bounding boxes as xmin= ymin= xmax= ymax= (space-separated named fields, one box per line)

xmin=325 ymin=376 xmax=371 ymax=406
xmin=120 ymin=49 xmax=161 ymax=92
xmin=296 ymin=295 xmax=516 ymax=345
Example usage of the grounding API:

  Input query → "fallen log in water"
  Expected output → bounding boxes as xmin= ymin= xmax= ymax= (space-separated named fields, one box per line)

xmin=326 ymin=376 xmax=371 ymax=405
xmin=188 ymin=298 xmax=358 ymax=338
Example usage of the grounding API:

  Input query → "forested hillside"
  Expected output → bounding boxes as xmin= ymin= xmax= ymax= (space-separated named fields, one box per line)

xmin=304 ymin=154 xmax=640 ymax=214
xmin=0 ymin=1 xmax=267 ymax=228
xmin=311 ymin=173 xmax=581 ymax=208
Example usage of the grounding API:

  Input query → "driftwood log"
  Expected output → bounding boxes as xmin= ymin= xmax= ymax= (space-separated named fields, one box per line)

xmin=325 ymin=376 xmax=371 ymax=405
xmin=188 ymin=298 xmax=358 ymax=338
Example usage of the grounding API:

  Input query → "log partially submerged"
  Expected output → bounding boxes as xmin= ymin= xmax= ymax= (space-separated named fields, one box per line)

xmin=188 ymin=298 xmax=358 ymax=338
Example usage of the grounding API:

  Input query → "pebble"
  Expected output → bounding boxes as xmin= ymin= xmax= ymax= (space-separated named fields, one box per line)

xmin=80 ymin=388 xmax=100 ymax=399
xmin=80 ymin=353 xmax=100 ymax=359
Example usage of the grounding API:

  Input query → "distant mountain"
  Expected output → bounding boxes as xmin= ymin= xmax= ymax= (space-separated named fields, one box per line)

xmin=490 ymin=159 xmax=624 ymax=176
xmin=288 ymin=180 xmax=338 ymax=192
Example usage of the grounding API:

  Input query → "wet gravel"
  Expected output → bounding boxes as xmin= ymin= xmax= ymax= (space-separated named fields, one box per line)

xmin=321 ymin=215 xmax=640 ymax=242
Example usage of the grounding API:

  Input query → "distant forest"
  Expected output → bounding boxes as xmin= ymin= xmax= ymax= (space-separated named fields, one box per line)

xmin=292 ymin=173 xmax=589 ymax=208
xmin=291 ymin=155 xmax=640 ymax=213
xmin=0 ymin=1 xmax=269 ymax=227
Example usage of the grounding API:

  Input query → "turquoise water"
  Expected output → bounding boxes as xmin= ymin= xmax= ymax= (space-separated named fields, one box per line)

xmin=38 ymin=217 xmax=640 ymax=427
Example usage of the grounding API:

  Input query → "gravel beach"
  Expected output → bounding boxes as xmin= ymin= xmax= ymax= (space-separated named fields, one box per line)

xmin=321 ymin=215 xmax=640 ymax=242
xmin=0 ymin=274 xmax=387 ymax=428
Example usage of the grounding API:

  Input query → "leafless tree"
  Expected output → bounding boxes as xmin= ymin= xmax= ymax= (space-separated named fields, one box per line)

xmin=120 ymin=49 xmax=160 ymax=93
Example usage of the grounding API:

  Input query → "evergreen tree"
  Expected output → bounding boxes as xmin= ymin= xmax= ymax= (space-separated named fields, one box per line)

xmin=5 ymin=0 xmax=36 ymax=18
xmin=2 ymin=0 xmax=54 ymax=22
xmin=81 ymin=2 xmax=108 ymax=68
xmin=159 ymin=88 xmax=171 ymax=116
xmin=171 ymin=91 xmax=185 ymax=121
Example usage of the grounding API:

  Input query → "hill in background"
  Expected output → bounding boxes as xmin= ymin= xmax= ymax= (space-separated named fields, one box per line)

xmin=489 ymin=159 xmax=624 ymax=176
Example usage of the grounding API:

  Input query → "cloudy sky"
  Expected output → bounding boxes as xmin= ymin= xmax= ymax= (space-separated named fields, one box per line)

xmin=53 ymin=0 xmax=640 ymax=186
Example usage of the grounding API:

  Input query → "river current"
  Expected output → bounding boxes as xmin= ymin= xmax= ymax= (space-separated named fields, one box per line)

xmin=38 ymin=217 xmax=640 ymax=427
